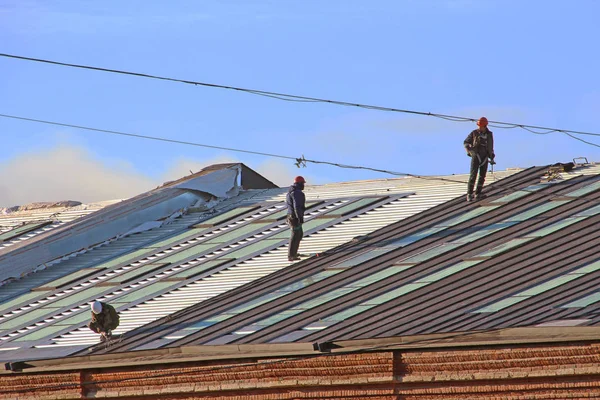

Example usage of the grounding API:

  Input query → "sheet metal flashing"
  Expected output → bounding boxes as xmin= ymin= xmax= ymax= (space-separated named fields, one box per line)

xmin=0 ymin=164 xmax=247 ymax=284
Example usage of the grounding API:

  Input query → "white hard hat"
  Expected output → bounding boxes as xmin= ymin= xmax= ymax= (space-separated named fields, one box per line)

xmin=91 ymin=301 xmax=103 ymax=314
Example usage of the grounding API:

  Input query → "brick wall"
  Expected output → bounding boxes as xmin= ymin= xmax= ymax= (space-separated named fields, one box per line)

xmin=3 ymin=344 xmax=600 ymax=399
xmin=395 ymin=343 xmax=600 ymax=399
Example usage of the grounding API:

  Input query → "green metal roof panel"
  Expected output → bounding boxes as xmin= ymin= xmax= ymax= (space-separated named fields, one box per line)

xmin=293 ymin=287 xmax=357 ymax=310
xmin=0 ymin=291 xmax=50 ymax=314
xmin=346 ymin=266 xmax=412 ymax=288
xmin=0 ymin=307 xmax=60 ymax=330
xmin=489 ymin=190 xmax=532 ymax=203
xmin=562 ymin=292 xmax=600 ymax=308
xmin=115 ymin=281 xmax=178 ymax=303
xmin=14 ymin=324 xmax=71 ymax=342
xmin=143 ymin=228 xmax=207 ymax=249
xmin=53 ymin=310 xmax=91 ymax=326
xmin=435 ymin=206 xmax=501 ymax=227
xmin=476 ymin=237 xmax=535 ymax=257
xmin=453 ymin=221 xmax=519 ymax=243
xmin=505 ymin=200 xmax=571 ymax=222
xmin=324 ymin=197 xmax=384 ymax=216
xmin=49 ymin=286 xmax=110 ymax=308
xmin=398 ymin=243 xmax=462 ymax=264
xmin=475 ymin=296 xmax=526 ymax=313
xmin=489 ymin=183 xmax=549 ymax=204
xmin=332 ymin=249 xmax=391 ymax=269
xmin=36 ymin=268 xmax=103 ymax=290
xmin=524 ymin=217 xmax=586 ymax=237
xmin=197 ymin=206 xmax=260 ymax=226
xmin=386 ymin=226 xmax=447 ymax=248
xmin=157 ymin=243 xmax=220 ymax=265
xmin=519 ymin=274 xmax=581 ymax=296
xmin=255 ymin=309 xmax=304 ymax=326
xmin=188 ymin=313 xmax=236 ymax=329
xmin=206 ymin=222 xmax=273 ymax=243
xmin=0 ymin=221 xmax=51 ymax=242
xmin=224 ymin=238 xmax=283 ymax=259
xmin=415 ymin=260 xmax=482 ymax=283
xmin=94 ymin=248 xmax=158 ymax=270
xmin=574 ymin=204 xmax=600 ymax=217
xmin=475 ymin=259 xmax=600 ymax=313
xmin=169 ymin=259 xmax=231 ymax=279
xmin=267 ymin=201 xmax=323 ymax=221
xmin=106 ymin=262 xmax=171 ymax=283
xmin=277 ymin=270 xmax=343 ymax=292
xmin=269 ymin=218 xmax=339 ymax=240
xmin=322 ymin=305 xmax=373 ymax=322
xmin=361 ymin=283 xmax=429 ymax=305
xmin=566 ymin=180 xmax=600 ymax=197
xmin=227 ymin=292 xmax=287 ymax=315
xmin=572 ymin=260 xmax=600 ymax=274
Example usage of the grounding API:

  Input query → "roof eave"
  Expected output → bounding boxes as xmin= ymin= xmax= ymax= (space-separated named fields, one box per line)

xmin=6 ymin=326 xmax=600 ymax=374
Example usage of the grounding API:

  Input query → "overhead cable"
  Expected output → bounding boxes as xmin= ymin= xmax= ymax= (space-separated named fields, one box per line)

xmin=1 ymin=52 xmax=600 ymax=142
xmin=2 ymin=112 xmax=599 ymax=205
xmin=0 ymin=112 xmax=445 ymax=181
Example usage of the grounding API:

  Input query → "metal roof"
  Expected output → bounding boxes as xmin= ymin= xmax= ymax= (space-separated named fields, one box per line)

xmin=0 ymin=202 xmax=114 ymax=251
xmin=0 ymin=166 xmax=521 ymax=362
xmin=87 ymin=162 xmax=600 ymax=354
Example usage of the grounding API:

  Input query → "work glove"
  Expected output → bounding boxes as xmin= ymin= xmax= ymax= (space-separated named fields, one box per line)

xmin=465 ymin=146 xmax=474 ymax=157
xmin=489 ymin=158 xmax=496 ymax=165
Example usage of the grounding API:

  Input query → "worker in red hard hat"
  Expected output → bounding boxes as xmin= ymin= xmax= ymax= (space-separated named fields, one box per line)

xmin=464 ymin=117 xmax=495 ymax=201
xmin=286 ymin=176 xmax=306 ymax=261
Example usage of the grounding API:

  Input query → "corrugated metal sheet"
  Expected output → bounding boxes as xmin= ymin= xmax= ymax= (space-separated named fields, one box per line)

xmin=0 ymin=167 xmax=527 ymax=361
xmin=90 ymin=163 xmax=600 ymax=353
xmin=0 ymin=207 xmax=106 ymax=251
xmin=82 ymin=170 xmax=534 ymax=353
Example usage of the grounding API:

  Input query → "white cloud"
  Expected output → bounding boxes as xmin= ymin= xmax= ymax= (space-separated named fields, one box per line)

xmin=0 ymin=145 xmax=324 ymax=208
xmin=0 ymin=145 xmax=156 ymax=207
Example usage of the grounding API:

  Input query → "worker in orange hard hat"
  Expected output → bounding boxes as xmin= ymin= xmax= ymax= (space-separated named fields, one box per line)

xmin=464 ymin=117 xmax=495 ymax=201
xmin=286 ymin=176 xmax=306 ymax=261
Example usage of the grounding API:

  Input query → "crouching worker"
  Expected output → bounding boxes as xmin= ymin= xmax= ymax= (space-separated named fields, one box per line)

xmin=88 ymin=300 xmax=120 ymax=342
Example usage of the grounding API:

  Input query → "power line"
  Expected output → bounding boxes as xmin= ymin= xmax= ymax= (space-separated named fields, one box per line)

xmin=2 ymin=112 xmax=599 ymax=206
xmin=0 ymin=113 xmax=298 ymax=161
xmin=2 ymin=52 xmax=600 ymax=142
xmin=0 ymin=112 xmax=448 ymax=181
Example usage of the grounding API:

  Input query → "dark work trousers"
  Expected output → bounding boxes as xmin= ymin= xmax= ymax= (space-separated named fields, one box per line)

xmin=88 ymin=321 xmax=104 ymax=334
xmin=286 ymin=215 xmax=303 ymax=259
xmin=467 ymin=154 xmax=489 ymax=195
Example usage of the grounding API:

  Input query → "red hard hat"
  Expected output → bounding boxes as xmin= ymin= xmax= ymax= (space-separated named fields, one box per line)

xmin=477 ymin=117 xmax=489 ymax=126
xmin=294 ymin=176 xmax=306 ymax=184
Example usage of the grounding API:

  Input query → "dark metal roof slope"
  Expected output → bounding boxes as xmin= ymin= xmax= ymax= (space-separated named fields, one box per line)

xmin=90 ymin=165 xmax=600 ymax=353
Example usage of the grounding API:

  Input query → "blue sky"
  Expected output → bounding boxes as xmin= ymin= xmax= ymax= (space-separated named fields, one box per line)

xmin=1 ymin=0 xmax=599 ymax=206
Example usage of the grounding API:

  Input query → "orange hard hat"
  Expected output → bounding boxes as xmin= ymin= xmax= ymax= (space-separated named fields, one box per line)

xmin=477 ymin=117 xmax=489 ymax=126
xmin=294 ymin=176 xmax=306 ymax=184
